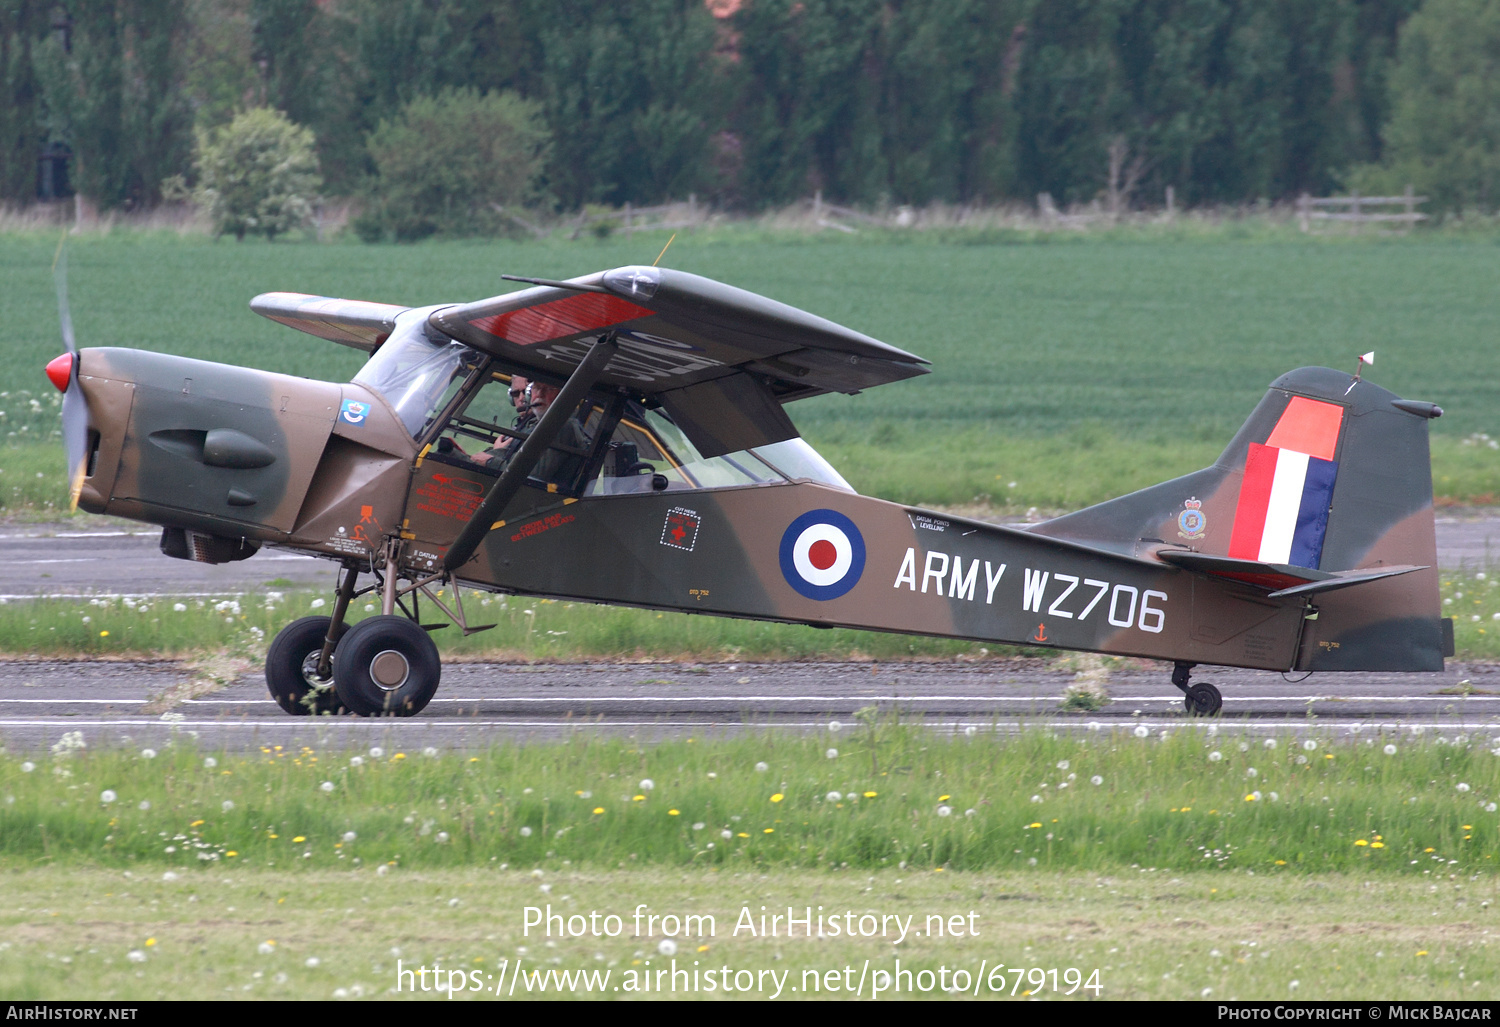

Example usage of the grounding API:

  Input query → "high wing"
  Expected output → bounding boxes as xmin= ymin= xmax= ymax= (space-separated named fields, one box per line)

xmin=429 ymin=266 xmax=929 ymax=456
xmin=250 ymin=292 xmax=408 ymax=352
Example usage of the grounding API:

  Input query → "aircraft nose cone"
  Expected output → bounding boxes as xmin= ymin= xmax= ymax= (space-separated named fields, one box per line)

xmin=45 ymin=353 xmax=73 ymax=393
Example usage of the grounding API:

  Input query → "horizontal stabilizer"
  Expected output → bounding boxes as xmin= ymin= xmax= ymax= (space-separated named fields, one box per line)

xmin=250 ymin=293 xmax=408 ymax=352
xmin=1265 ymin=565 xmax=1426 ymax=599
xmin=1158 ymin=549 xmax=1424 ymax=597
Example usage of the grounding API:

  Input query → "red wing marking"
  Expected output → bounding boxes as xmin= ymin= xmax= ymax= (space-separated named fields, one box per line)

xmin=470 ymin=293 xmax=654 ymax=346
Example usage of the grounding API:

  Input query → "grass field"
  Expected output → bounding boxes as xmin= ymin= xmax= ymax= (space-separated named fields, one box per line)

xmin=2 ymin=231 xmax=1498 ymax=509
xmin=1 ymin=866 xmax=1493 ymax=1000
xmin=3 ymin=724 xmax=1495 ymax=874
xmin=2 ymin=725 xmax=1498 ymax=999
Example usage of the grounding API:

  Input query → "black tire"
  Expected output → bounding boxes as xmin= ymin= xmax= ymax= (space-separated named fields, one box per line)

xmin=1183 ymin=681 xmax=1223 ymax=717
xmin=265 ymin=616 xmax=348 ymax=716
xmin=332 ymin=615 xmax=441 ymax=717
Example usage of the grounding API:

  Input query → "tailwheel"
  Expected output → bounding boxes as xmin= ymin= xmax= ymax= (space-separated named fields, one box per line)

xmin=1183 ymin=682 xmax=1223 ymax=717
xmin=265 ymin=616 xmax=348 ymax=716
xmin=332 ymin=615 xmax=441 ymax=717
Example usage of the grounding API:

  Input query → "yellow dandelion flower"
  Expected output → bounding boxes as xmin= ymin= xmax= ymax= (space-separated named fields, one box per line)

xmin=393 ymin=753 xmax=405 ymax=760
xmin=770 ymin=793 xmax=784 ymax=803
xmin=1275 ymin=860 xmax=1287 ymax=865
xmin=697 ymin=944 xmax=710 ymax=953
xmin=190 ymin=820 xmax=204 ymax=827
xmin=863 ymin=791 xmax=877 ymax=798
xmin=1425 ymin=847 xmax=1436 ymax=853
xmin=1244 ymin=794 xmax=1257 ymax=802
xmin=938 ymin=795 xmax=950 ymax=801
xmin=1027 ymin=822 xmax=1042 ymax=829
xmin=763 ymin=828 xmax=774 ymax=834
xmin=935 ymin=867 xmax=944 ymax=873
xmin=632 ymin=795 xmax=646 ymax=802
xmin=592 ymin=807 xmax=604 ymax=815
xmin=1354 ymin=839 xmax=1369 ymax=846
xmin=292 ymin=836 xmax=305 ymax=843
xmin=145 ymin=938 xmax=156 ymax=947
xmin=1417 ymin=951 xmax=1429 ymax=957
xmin=267 ymin=833 xmax=278 ymax=839
xmin=1464 ymin=825 xmax=1474 ymax=831
xmin=1371 ymin=842 xmax=1385 ymax=849
xmin=99 ymin=630 xmax=108 ymax=637
xmin=737 ymin=832 xmax=749 ymax=838
xmin=226 ymin=851 xmax=238 ymax=857
xmin=668 ymin=809 xmax=680 ymax=816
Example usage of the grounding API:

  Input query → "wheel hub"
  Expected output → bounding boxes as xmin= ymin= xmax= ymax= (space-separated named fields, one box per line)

xmin=370 ymin=649 xmax=410 ymax=690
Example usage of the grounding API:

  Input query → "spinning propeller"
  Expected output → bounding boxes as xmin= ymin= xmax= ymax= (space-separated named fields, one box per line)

xmin=44 ymin=236 xmax=90 ymax=511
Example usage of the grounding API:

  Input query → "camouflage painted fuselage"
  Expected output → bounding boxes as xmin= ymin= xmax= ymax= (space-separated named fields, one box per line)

xmin=73 ymin=347 xmax=1445 ymax=675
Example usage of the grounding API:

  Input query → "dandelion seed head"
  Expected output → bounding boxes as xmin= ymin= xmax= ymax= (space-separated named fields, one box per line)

xmin=964 ymin=725 xmax=977 ymax=737
xmin=435 ymin=831 xmax=450 ymax=843
xmin=369 ymin=747 xmax=384 ymax=759
xmin=349 ymin=756 xmax=363 ymax=767
xmin=19 ymin=762 xmax=33 ymax=773
xmin=1133 ymin=726 xmax=1149 ymax=739
xmin=257 ymin=941 xmax=275 ymax=955
xmin=754 ymin=761 xmax=769 ymax=773
xmin=520 ymin=827 xmax=532 ymax=837
xmin=127 ymin=949 xmax=146 ymax=963
xmin=1385 ymin=744 xmax=1398 ymax=755
xmin=658 ymin=939 xmax=677 ymax=956
xmin=937 ymin=805 xmax=952 ymax=817
xmin=305 ymin=957 xmax=320 ymax=968
xmin=99 ymin=789 xmax=116 ymax=803
xmin=1091 ymin=775 xmax=1103 ymax=786
xmin=1208 ymin=751 xmax=1223 ymax=762
xmin=828 ymin=721 xmax=842 ymax=733
xmin=342 ymin=831 xmax=356 ymax=843
xmin=826 ymin=748 xmax=838 ymax=759
xmin=138 ymin=800 xmax=150 ymax=811
xmin=639 ymin=779 xmax=654 ymax=791
xmin=1056 ymin=760 xmax=1069 ymax=770
xmin=319 ymin=781 xmax=334 ymax=793
xmin=826 ymin=791 xmax=842 ymax=802
xmin=1458 ymin=783 xmax=1471 ymax=793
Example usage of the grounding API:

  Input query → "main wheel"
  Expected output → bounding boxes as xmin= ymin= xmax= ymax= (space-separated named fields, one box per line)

xmin=265 ymin=616 xmax=348 ymax=716
xmin=332 ymin=615 xmax=441 ymax=717
xmin=1183 ymin=681 xmax=1223 ymax=717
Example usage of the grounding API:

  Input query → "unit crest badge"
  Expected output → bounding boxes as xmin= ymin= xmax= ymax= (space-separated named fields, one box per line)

xmin=1178 ymin=498 xmax=1207 ymax=540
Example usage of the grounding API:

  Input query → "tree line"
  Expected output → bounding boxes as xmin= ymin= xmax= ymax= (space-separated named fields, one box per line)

xmin=2 ymin=0 xmax=1494 ymax=226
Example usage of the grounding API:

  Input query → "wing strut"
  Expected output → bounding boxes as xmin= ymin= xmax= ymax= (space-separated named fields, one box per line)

xmin=442 ymin=334 xmax=619 ymax=572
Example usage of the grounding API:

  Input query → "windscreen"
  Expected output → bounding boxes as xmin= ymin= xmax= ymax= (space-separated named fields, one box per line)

xmin=353 ymin=311 xmax=478 ymax=436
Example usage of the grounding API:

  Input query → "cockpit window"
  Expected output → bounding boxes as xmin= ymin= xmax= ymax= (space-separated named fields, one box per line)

xmin=750 ymin=438 xmax=854 ymax=491
xmin=353 ymin=312 xmax=478 ymax=436
xmin=585 ymin=407 xmax=797 ymax=495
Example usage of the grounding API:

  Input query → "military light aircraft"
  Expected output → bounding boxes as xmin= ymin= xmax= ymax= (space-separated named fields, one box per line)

xmin=45 ymin=263 xmax=1451 ymax=717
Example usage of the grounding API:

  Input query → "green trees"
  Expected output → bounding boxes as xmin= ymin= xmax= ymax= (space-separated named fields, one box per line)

xmin=193 ymin=107 xmax=321 ymax=239
xmin=7 ymin=0 xmax=1500 ymax=221
xmin=356 ymin=89 xmax=550 ymax=242
xmin=1368 ymin=0 xmax=1500 ymax=212
xmin=32 ymin=0 xmax=193 ymax=211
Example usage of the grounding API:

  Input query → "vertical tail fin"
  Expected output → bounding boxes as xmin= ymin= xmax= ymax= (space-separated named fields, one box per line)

xmin=1032 ymin=367 xmax=1446 ymax=670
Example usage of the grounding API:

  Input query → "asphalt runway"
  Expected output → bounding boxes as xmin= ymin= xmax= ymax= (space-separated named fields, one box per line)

xmin=1 ymin=658 xmax=1498 ymax=753
xmin=0 ymin=512 xmax=1495 ymax=752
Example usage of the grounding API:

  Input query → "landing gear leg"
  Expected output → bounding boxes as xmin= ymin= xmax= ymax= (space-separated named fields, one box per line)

xmin=1172 ymin=661 xmax=1222 ymax=717
xmin=265 ymin=563 xmax=360 ymax=716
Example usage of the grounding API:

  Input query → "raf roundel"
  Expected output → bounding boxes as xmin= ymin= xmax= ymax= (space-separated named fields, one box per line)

xmin=779 ymin=510 xmax=866 ymax=601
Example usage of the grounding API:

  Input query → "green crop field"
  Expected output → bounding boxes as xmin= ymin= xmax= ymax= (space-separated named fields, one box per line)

xmin=1 ymin=229 xmax=1498 ymax=510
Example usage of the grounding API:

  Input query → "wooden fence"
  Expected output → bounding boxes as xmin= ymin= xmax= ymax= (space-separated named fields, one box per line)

xmin=1297 ymin=186 xmax=1426 ymax=232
